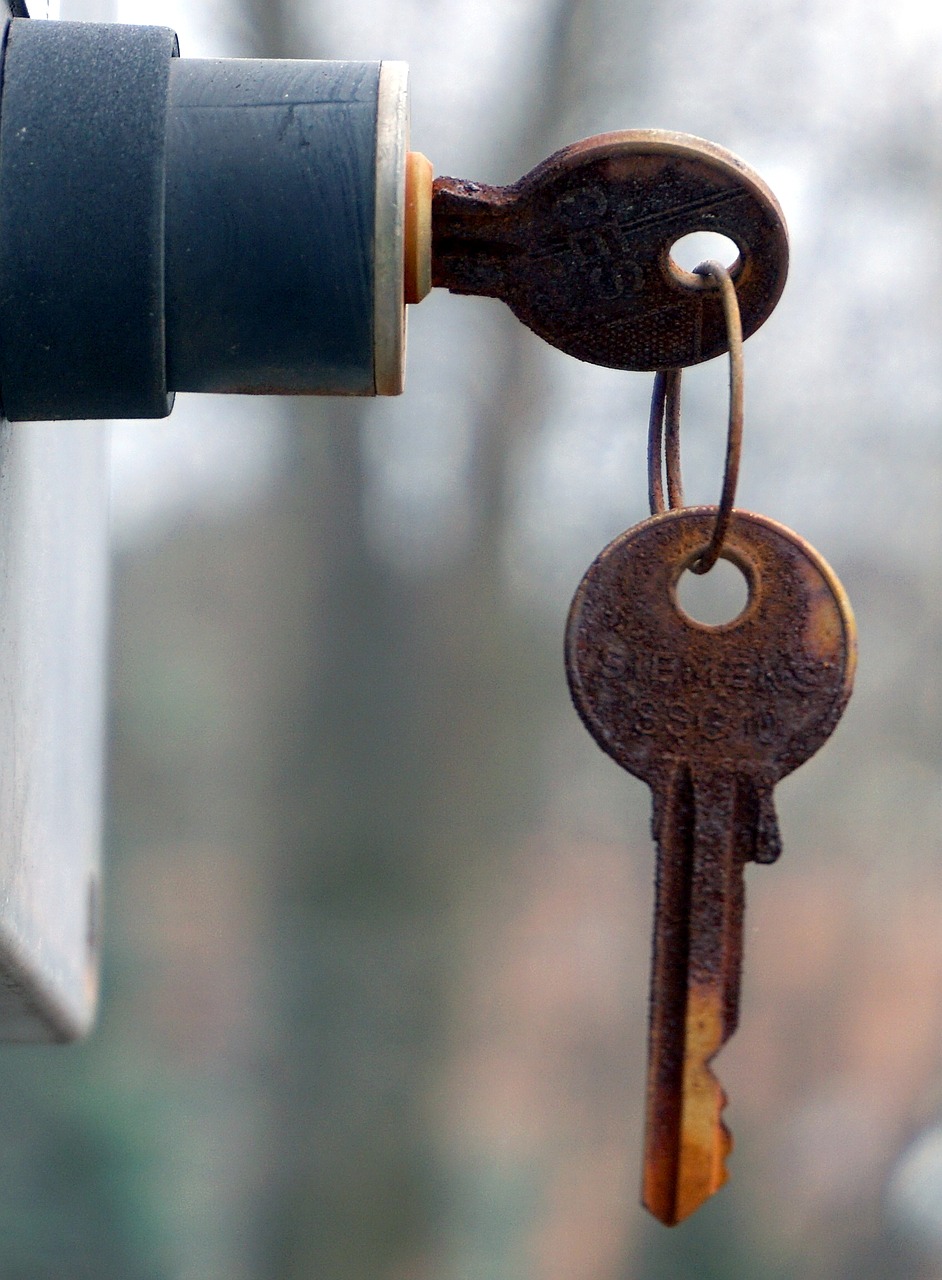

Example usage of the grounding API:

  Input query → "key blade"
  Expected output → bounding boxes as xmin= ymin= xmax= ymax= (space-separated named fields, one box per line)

xmin=644 ymin=988 xmax=732 ymax=1226
xmin=643 ymin=766 xmax=745 ymax=1226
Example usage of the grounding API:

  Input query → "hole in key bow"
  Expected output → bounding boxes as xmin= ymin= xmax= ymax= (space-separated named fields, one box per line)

xmin=675 ymin=556 xmax=749 ymax=627
xmin=669 ymin=232 xmax=740 ymax=279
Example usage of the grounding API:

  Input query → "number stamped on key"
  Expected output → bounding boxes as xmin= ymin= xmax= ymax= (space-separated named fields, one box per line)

xmin=565 ymin=507 xmax=856 ymax=1224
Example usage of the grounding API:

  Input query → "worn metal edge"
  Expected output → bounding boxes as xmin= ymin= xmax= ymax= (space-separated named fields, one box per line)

xmin=373 ymin=60 xmax=408 ymax=395
xmin=527 ymin=130 xmax=788 ymax=239
xmin=0 ymin=923 xmax=94 ymax=1042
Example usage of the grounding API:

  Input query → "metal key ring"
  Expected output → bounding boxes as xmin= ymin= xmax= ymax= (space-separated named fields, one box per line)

xmin=646 ymin=260 xmax=744 ymax=574
xmin=647 ymin=368 xmax=684 ymax=514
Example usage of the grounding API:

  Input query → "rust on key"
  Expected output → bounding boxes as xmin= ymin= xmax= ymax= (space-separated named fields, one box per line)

xmin=643 ymin=764 xmax=744 ymax=1226
xmin=432 ymin=130 xmax=788 ymax=371
xmin=565 ymin=508 xmax=856 ymax=1225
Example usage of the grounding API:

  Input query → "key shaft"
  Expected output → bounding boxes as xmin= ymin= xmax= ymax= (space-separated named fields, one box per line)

xmin=644 ymin=764 xmax=746 ymax=1225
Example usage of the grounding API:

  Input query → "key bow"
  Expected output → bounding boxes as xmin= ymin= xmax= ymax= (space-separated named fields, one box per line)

xmin=432 ymin=130 xmax=788 ymax=371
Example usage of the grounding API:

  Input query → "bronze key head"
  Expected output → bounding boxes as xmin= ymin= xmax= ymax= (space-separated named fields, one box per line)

xmin=432 ymin=131 xmax=788 ymax=370
xmin=565 ymin=508 xmax=856 ymax=802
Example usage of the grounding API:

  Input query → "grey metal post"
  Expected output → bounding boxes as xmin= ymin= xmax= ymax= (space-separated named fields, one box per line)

xmin=0 ymin=0 xmax=108 ymax=1040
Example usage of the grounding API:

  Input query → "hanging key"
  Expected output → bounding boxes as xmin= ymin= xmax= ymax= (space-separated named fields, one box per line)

xmin=565 ymin=507 xmax=856 ymax=1224
xmin=431 ymin=130 xmax=788 ymax=370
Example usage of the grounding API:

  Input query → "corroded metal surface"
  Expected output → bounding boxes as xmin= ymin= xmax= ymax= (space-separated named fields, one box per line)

xmin=432 ymin=131 xmax=788 ymax=371
xmin=565 ymin=508 xmax=856 ymax=1224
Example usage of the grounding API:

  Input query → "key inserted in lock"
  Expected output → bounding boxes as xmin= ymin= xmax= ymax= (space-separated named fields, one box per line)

xmin=430 ymin=130 xmax=788 ymax=371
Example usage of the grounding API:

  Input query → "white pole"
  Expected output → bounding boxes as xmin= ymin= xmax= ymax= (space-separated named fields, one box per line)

xmin=0 ymin=0 xmax=110 ymax=1039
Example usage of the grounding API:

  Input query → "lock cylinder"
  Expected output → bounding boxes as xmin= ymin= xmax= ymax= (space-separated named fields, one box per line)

xmin=0 ymin=18 xmax=426 ymax=420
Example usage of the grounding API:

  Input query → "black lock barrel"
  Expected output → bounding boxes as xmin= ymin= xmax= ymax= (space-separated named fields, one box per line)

xmin=0 ymin=19 xmax=178 ymax=421
xmin=0 ymin=18 xmax=409 ymax=421
xmin=164 ymin=57 xmax=379 ymax=397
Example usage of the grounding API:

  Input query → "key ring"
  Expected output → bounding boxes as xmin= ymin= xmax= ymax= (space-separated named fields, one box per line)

xmin=646 ymin=260 xmax=744 ymax=574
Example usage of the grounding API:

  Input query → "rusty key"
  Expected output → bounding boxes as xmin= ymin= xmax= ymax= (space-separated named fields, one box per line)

xmin=432 ymin=130 xmax=788 ymax=370
xmin=565 ymin=507 xmax=856 ymax=1224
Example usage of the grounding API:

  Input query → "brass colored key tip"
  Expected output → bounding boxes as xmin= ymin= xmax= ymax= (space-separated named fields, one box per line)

xmin=404 ymin=151 xmax=433 ymax=304
xmin=643 ymin=984 xmax=732 ymax=1226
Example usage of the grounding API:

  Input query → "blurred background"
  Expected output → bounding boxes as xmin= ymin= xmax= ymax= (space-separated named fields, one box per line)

xmin=1 ymin=0 xmax=940 ymax=1276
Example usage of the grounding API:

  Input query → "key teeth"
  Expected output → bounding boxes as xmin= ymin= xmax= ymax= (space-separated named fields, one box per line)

xmin=679 ymin=1043 xmax=733 ymax=1224
xmin=714 ymin=1064 xmax=734 ymax=1188
xmin=644 ymin=989 xmax=734 ymax=1226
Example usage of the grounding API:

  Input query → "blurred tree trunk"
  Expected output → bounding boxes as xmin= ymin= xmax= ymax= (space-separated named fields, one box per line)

xmin=235 ymin=2 xmax=650 ymax=1275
